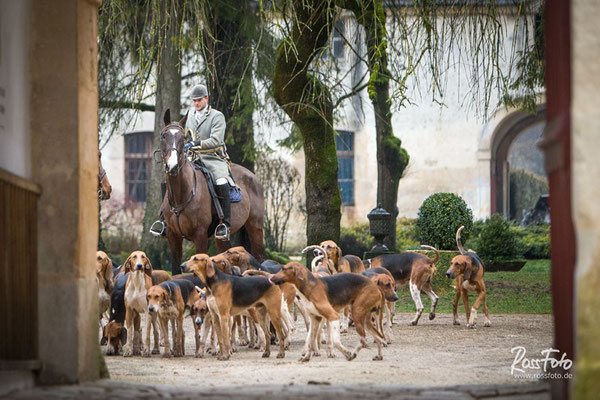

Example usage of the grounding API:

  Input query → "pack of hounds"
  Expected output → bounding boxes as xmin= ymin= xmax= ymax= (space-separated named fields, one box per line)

xmin=97 ymin=226 xmax=491 ymax=361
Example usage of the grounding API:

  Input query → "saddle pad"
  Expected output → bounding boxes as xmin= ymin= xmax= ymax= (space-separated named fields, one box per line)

xmin=230 ymin=187 xmax=242 ymax=203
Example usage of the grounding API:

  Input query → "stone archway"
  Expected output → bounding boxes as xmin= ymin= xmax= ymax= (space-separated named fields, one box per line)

xmin=478 ymin=103 xmax=546 ymax=217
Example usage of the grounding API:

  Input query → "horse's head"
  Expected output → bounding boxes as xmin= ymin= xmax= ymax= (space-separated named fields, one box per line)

xmin=159 ymin=109 xmax=189 ymax=175
xmin=98 ymin=151 xmax=112 ymax=200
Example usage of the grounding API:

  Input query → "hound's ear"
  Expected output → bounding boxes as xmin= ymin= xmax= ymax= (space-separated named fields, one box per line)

xmin=463 ymin=263 xmax=473 ymax=281
xmin=122 ymin=255 xmax=133 ymax=273
xmin=179 ymin=110 xmax=189 ymax=127
xmin=143 ymin=256 xmax=153 ymax=274
xmin=336 ymin=246 xmax=342 ymax=260
xmin=103 ymin=258 xmax=113 ymax=285
xmin=119 ymin=327 xmax=127 ymax=345
xmin=163 ymin=109 xmax=171 ymax=126
xmin=206 ymin=260 xmax=216 ymax=278
xmin=295 ymin=265 xmax=305 ymax=281
xmin=163 ymin=291 xmax=172 ymax=306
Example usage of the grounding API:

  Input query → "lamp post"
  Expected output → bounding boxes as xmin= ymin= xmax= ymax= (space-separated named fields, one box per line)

xmin=364 ymin=204 xmax=394 ymax=259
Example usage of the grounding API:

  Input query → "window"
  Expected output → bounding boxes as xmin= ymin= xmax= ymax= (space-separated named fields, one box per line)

xmin=124 ymin=131 xmax=153 ymax=203
xmin=332 ymin=20 xmax=345 ymax=59
xmin=335 ymin=130 xmax=354 ymax=205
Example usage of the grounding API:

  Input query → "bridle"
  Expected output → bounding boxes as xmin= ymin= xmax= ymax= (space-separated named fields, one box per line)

xmin=159 ymin=123 xmax=197 ymax=239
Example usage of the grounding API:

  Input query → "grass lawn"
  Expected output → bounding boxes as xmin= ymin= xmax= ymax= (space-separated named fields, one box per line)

xmin=395 ymin=259 xmax=552 ymax=314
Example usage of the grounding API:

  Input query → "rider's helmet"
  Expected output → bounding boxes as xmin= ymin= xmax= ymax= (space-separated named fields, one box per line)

xmin=189 ymin=84 xmax=208 ymax=100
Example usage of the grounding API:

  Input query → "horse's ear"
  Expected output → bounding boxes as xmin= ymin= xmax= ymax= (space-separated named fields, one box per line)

xmin=163 ymin=109 xmax=171 ymax=126
xmin=179 ymin=111 xmax=189 ymax=127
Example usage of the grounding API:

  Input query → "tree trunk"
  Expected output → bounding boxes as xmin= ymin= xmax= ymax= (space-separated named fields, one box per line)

xmin=344 ymin=0 xmax=409 ymax=251
xmin=273 ymin=1 xmax=341 ymax=247
xmin=203 ymin=0 xmax=256 ymax=172
xmin=140 ymin=0 xmax=183 ymax=271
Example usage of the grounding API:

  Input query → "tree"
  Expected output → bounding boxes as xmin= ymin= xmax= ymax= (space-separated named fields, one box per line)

xmin=139 ymin=0 xmax=184 ymax=271
xmin=273 ymin=0 xmax=342 ymax=247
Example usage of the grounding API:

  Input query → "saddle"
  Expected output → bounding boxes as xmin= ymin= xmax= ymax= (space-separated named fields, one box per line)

xmin=192 ymin=160 xmax=241 ymax=220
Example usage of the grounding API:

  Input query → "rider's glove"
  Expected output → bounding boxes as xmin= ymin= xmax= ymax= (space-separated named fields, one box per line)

xmin=183 ymin=142 xmax=193 ymax=152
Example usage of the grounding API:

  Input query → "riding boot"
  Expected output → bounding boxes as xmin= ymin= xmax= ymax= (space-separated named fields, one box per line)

xmin=215 ymin=183 xmax=231 ymax=240
xmin=150 ymin=182 xmax=167 ymax=237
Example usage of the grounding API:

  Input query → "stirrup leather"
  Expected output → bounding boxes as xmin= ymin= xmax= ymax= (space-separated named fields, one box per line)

xmin=149 ymin=220 xmax=166 ymax=237
xmin=215 ymin=223 xmax=230 ymax=241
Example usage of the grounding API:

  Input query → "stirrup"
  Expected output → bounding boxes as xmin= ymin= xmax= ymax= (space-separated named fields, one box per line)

xmin=215 ymin=223 xmax=230 ymax=241
xmin=149 ymin=220 xmax=166 ymax=237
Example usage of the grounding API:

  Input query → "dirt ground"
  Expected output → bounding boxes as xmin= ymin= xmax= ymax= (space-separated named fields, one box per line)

xmin=103 ymin=312 xmax=553 ymax=388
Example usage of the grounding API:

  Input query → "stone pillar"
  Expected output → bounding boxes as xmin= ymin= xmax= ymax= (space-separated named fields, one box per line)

xmin=572 ymin=1 xmax=600 ymax=398
xmin=30 ymin=0 xmax=101 ymax=383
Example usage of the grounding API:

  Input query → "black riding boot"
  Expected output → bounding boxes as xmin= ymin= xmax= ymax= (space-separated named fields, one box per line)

xmin=150 ymin=182 xmax=167 ymax=237
xmin=215 ymin=183 xmax=231 ymax=240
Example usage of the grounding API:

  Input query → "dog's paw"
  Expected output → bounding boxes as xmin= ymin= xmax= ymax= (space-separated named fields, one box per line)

xmin=141 ymin=349 xmax=152 ymax=358
xmin=276 ymin=352 xmax=285 ymax=359
xmin=161 ymin=351 xmax=172 ymax=358
xmin=299 ymin=356 xmax=311 ymax=362
xmin=372 ymin=355 xmax=383 ymax=361
xmin=409 ymin=320 xmax=418 ymax=326
xmin=382 ymin=342 xmax=388 ymax=348
xmin=484 ymin=320 xmax=491 ymax=327
xmin=453 ymin=320 xmax=461 ymax=326
xmin=346 ymin=352 xmax=357 ymax=361
xmin=467 ymin=322 xmax=477 ymax=329
xmin=429 ymin=313 xmax=436 ymax=320
xmin=122 ymin=347 xmax=133 ymax=357
xmin=262 ymin=350 xmax=271 ymax=358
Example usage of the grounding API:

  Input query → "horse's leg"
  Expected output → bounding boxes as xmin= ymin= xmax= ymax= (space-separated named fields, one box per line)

xmin=244 ymin=222 xmax=264 ymax=263
xmin=215 ymin=239 xmax=231 ymax=254
xmin=192 ymin=230 xmax=209 ymax=257
xmin=166 ymin=230 xmax=184 ymax=275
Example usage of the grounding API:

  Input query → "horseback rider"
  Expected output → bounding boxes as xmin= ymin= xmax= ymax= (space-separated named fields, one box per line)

xmin=150 ymin=84 xmax=233 ymax=240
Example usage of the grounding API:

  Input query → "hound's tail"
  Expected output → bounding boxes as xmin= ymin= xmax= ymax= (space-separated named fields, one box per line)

xmin=456 ymin=226 xmax=467 ymax=255
xmin=420 ymin=244 xmax=440 ymax=264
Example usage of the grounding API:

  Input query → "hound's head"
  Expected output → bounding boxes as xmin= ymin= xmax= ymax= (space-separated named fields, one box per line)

xmin=224 ymin=246 xmax=251 ymax=272
xmin=101 ymin=321 xmax=127 ymax=356
xmin=211 ymin=253 xmax=233 ymax=275
xmin=96 ymin=251 xmax=113 ymax=290
xmin=122 ymin=251 xmax=152 ymax=277
xmin=146 ymin=284 xmax=170 ymax=313
xmin=447 ymin=254 xmax=478 ymax=281
xmin=319 ymin=240 xmax=342 ymax=270
xmin=189 ymin=289 xmax=208 ymax=327
xmin=185 ymin=254 xmax=216 ymax=284
xmin=372 ymin=274 xmax=399 ymax=302
xmin=271 ymin=261 xmax=306 ymax=286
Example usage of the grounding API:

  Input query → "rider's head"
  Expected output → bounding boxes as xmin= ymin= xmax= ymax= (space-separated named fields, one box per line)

xmin=190 ymin=84 xmax=209 ymax=112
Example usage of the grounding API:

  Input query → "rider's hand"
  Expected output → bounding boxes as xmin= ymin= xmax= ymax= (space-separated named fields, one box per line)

xmin=183 ymin=142 xmax=193 ymax=152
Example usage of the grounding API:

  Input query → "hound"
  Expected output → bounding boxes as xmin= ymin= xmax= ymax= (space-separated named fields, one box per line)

xmin=147 ymin=279 xmax=199 ymax=357
xmin=365 ymin=245 xmax=440 ymax=326
xmin=223 ymin=246 xmax=282 ymax=273
xmin=446 ymin=226 xmax=491 ymax=328
xmin=361 ymin=268 xmax=398 ymax=343
xmin=271 ymin=261 xmax=387 ymax=362
xmin=318 ymin=240 xmax=365 ymax=274
xmin=101 ymin=272 xmax=128 ymax=355
xmin=189 ymin=288 xmax=216 ymax=357
xmin=121 ymin=251 xmax=159 ymax=357
xmin=96 ymin=251 xmax=114 ymax=322
xmin=185 ymin=253 xmax=287 ymax=360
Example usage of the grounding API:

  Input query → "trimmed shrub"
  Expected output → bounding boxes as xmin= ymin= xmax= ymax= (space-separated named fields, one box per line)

xmin=396 ymin=217 xmax=419 ymax=251
xmin=265 ymin=249 xmax=291 ymax=264
xmin=416 ymin=193 xmax=474 ymax=250
xmin=339 ymin=223 xmax=374 ymax=257
xmin=475 ymin=214 xmax=522 ymax=261
xmin=512 ymin=223 xmax=550 ymax=259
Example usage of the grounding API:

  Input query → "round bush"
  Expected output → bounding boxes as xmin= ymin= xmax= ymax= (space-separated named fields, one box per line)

xmin=416 ymin=193 xmax=473 ymax=250
xmin=477 ymin=214 xmax=522 ymax=261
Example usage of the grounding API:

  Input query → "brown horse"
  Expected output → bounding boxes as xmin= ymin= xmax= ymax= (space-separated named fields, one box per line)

xmin=98 ymin=151 xmax=112 ymax=200
xmin=159 ymin=110 xmax=264 ymax=275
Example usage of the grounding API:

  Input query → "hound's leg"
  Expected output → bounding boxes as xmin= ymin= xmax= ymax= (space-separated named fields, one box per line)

xmin=217 ymin=311 xmax=232 ymax=361
xmin=159 ymin=315 xmax=171 ymax=358
xmin=133 ymin=313 xmax=142 ymax=355
xmin=123 ymin=309 xmax=134 ymax=357
xmin=365 ymin=312 xmax=386 ymax=361
xmin=299 ymin=315 xmax=319 ymax=362
xmin=384 ymin=302 xmax=393 ymax=343
xmin=482 ymin=293 xmax=491 ymax=327
xmin=452 ymin=288 xmax=461 ymax=325
xmin=409 ymin=280 xmax=424 ymax=326
xmin=174 ymin=313 xmax=184 ymax=357
xmin=461 ymin=289 xmax=472 ymax=327
xmin=295 ymin=298 xmax=311 ymax=331
xmin=422 ymin=281 xmax=439 ymax=321
xmin=468 ymin=291 xmax=487 ymax=329
xmin=142 ymin=312 xmax=153 ymax=357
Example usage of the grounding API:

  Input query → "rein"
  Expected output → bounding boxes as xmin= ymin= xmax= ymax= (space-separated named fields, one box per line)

xmin=161 ymin=123 xmax=197 ymax=240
